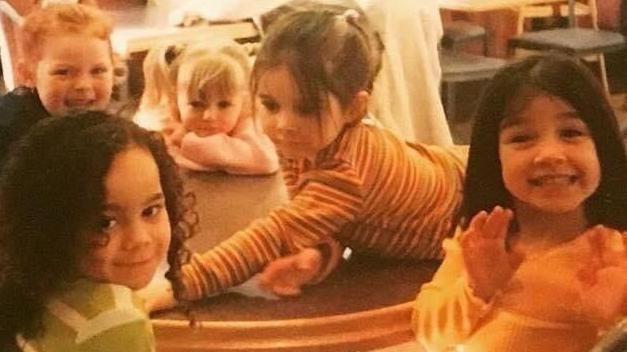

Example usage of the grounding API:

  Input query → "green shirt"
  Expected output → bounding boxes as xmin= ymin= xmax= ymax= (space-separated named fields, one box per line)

xmin=17 ymin=279 xmax=155 ymax=352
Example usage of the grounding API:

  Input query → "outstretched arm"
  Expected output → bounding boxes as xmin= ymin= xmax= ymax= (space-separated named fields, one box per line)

xmin=180 ymin=162 xmax=363 ymax=300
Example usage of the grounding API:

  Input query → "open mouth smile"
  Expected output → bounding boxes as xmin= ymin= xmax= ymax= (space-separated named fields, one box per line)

xmin=528 ymin=174 xmax=577 ymax=187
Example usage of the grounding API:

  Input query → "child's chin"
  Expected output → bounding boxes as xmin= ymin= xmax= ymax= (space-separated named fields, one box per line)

xmin=126 ymin=278 xmax=153 ymax=291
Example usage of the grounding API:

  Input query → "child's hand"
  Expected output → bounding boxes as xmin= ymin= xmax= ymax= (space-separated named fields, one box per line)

xmin=578 ymin=226 xmax=627 ymax=325
xmin=162 ymin=120 xmax=185 ymax=147
xmin=135 ymin=276 xmax=178 ymax=313
xmin=259 ymin=248 xmax=322 ymax=297
xmin=461 ymin=206 xmax=522 ymax=302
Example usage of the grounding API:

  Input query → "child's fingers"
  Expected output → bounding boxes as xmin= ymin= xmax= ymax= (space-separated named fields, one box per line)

xmin=586 ymin=225 xmax=608 ymax=255
xmin=296 ymin=248 xmax=322 ymax=272
xmin=468 ymin=211 xmax=488 ymax=230
xmin=271 ymin=284 xmax=303 ymax=297
xmin=259 ymin=257 xmax=294 ymax=287
xmin=586 ymin=226 xmax=626 ymax=266
xmin=482 ymin=206 xmax=512 ymax=239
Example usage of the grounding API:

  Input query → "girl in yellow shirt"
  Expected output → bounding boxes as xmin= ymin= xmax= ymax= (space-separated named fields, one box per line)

xmin=413 ymin=54 xmax=627 ymax=352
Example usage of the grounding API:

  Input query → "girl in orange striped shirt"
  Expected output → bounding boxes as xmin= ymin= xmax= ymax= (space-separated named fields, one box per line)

xmin=147 ymin=9 xmax=467 ymax=308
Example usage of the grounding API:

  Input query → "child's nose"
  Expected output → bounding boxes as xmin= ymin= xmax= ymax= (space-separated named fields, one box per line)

xmin=202 ymin=107 xmax=218 ymax=121
xmin=73 ymin=73 xmax=93 ymax=91
xmin=276 ymin=112 xmax=296 ymax=132
xmin=121 ymin=221 xmax=152 ymax=251
xmin=533 ymin=138 xmax=567 ymax=164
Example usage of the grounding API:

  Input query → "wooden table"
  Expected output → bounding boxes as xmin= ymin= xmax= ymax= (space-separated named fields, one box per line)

xmin=438 ymin=0 xmax=565 ymax=12
xmin=151 ymin=171 xmax=439 ymax=352
xmin=109 ymin=3 xmax=260 ymax=58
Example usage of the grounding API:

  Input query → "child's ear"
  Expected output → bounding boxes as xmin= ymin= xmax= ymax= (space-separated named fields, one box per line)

xmin=346 ymin=90 xmax=369 ymax=124
xmin=17 ymin=60 xmax=35 ymax=87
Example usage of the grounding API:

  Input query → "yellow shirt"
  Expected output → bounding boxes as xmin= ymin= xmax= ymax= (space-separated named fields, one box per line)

xmin=413 ymin=233 xmax=619 ymax=352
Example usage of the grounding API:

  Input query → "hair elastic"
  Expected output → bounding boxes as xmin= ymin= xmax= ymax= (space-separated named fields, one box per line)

xmin=340 ymin=8 xmax=360 ymax=24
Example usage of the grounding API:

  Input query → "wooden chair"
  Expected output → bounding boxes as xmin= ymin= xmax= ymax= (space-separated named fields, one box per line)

xmin=441 ymin=20 xmax=487 ymax=54
xmin=439 ymin=21 xmax=507 ymax=120
xmin=0 ymin=0 xmax=23 ymax=91
xmin=515 ymin=0 xmax=595 ymax=34
xmin=509 ymin=0 xmax=625 ymax=93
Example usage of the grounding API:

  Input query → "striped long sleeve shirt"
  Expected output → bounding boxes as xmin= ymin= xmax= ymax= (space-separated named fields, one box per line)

xmin=181 ymin=122 xmax=467 ymax=300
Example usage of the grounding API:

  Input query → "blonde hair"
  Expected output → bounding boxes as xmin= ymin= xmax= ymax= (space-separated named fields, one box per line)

xmin=140 ymin=39 xmax=252 ymax=122
xmin=177 ymin=40 xmax=251 ymax=103
xmin=140 ymin=44 xmax=183 ymax=112
xmin=21 ymin=4 xmax=113 ymax=65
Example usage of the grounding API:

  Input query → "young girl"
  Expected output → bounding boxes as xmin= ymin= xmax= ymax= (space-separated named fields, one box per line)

xmin=413 ymin=54 xmax=627 ymax=352
xmin=134 ymin=40 xmax=279 ymax=175
xmin=0 ymin=112 xmax=195 ymax=351
xmin=144 ymin=9 xmax=468 ymax=309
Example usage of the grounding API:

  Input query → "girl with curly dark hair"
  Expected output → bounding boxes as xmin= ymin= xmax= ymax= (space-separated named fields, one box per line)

xmin=0 ymin=112 xmax=195 ymax=351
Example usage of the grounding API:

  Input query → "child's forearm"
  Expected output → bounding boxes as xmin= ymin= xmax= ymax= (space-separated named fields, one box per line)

xmin=413 ymin=277 xmax=491 ymax=350
xmin=412 ymin=238 xmax=493 ymax=349
xmin=180 ymin=171 xmax=360 ymax=299
xmin=179 ymin=216 xmax=288 ymax=300
xmin=180 ymin=132 xmax=278 ymax=175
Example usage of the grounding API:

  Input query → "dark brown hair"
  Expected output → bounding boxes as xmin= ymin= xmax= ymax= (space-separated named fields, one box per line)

xmin=460 ymin=54 xmax=627 ymax=235
xmin=252 ymin=9 xmax=382 ymax=115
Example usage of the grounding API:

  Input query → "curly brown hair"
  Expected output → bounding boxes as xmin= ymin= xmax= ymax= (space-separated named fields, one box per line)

xmin=0 ymin=112 xmax=196 ymax=350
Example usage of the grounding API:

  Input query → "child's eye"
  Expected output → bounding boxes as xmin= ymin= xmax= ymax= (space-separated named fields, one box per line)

xmin=261 ymin=99 xmax=279 ymax=113
xmin=98 ymin=216 xmax=117 ymax=232
xmin=509 ymin=134 xmax=532 ymax=143
xmin=51 ymin=68 xmax=70 ymax=76
xmin=217 ymin=100 xmax=232 ymax=109
xmin=560 ymin=128 xmax=587 ymax=139
xmin=142 ymin=204 xmax=164 ymax=218
xmin=189 ymin=101 xmax=206 ymax=109
xmin=91 ymin=66 xmax=109 ymax=75
xmin=501 ymin=131 xmax=533 ymax=145
xmin=87 ymin=234 xmax=110 ymax=248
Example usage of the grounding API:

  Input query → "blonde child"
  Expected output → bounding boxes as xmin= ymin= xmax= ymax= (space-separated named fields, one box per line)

xmin=134 ymin=40 xmax=279 ymax=175
xmin=144 ymin=9 xmax=467 ymax=309
xmin=413 ymin=54 xmax=627 ymax=352
xmin=0 ymin=4 xmax=114 ymax=164
xmin=0 ymin=112 xmax=195 ymax=351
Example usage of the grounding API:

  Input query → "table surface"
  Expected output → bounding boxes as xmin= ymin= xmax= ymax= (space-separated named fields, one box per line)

xmin=150 ymin=171 xmax=439 ymax=351
xmin=109 ymin=3 xmax=262 ymax=57
xmin=153 ymin=171 xmax=439 ymax=321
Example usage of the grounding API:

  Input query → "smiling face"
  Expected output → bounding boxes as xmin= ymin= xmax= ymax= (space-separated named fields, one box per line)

xmin=498 ymin=94 xmax=601 ymax=216
xmin=77 ymin=146 xmax=171 ymax=290
xmin=25 ymin=34 xmax=113 ymax=116
xmin=256 ymin=65 xmax=347 ymax=160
